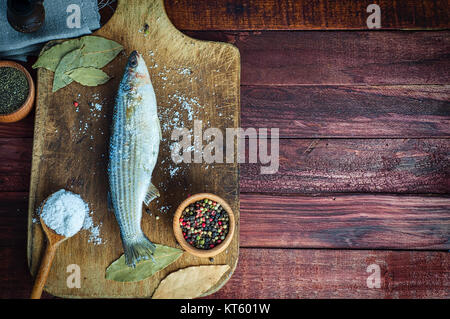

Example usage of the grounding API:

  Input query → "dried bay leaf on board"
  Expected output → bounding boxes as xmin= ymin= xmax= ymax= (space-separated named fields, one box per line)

xmin=67 ymin=67 xmax=110 ymax=86
xmin=33 ymin=35 xmax=122 ymax=92
xmin=79 ymin=36 xmax=123 ymax=68
xmin=32 ymin=38 xmax=81 ymax=71
xmin=152 ymin=265 xmax=230 ymax=299
xmin=52 ymin=49 xmax=81 ymax=92
xmin=105 ymin=244 xmax=183 ymax=282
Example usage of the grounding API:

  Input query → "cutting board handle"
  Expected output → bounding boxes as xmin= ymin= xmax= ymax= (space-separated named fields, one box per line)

xmin=99 ymin=0 xmax=170 ymax=35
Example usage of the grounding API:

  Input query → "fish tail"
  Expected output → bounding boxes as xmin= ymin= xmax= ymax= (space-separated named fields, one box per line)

xmin=122 ymin=232 xmax=156 ymax=268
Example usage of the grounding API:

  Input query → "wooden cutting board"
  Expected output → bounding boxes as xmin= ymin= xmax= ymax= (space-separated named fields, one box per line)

xmin=27 ymin=0 xmax=240 ymax=298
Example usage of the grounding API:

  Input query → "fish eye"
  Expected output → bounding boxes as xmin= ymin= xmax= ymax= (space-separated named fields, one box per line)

xmin=130 ymin=58 xmax=138 ymax=67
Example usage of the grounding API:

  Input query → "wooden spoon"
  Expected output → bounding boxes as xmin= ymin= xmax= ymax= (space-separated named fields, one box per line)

xmin=30 ymin=200 xmax=69 ymax=299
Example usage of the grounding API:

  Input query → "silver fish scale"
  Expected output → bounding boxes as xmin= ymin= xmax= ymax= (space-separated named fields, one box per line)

xmin=108 ymin=88 xmax=159 ymax=241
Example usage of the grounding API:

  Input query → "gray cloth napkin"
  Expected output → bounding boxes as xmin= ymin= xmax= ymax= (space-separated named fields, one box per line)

xmin=0 ymin=0 xmax=100 ymax=61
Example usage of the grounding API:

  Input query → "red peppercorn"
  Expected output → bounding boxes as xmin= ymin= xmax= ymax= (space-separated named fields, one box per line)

xmin=202 ymin=223 xmax=206 ymax=228
xmin=217 ymin=240 xmax=222 ymax=244
xmin=73 ymin=101 xmax=79 ymax=107
xmin=218 ymin=221 xmax=222 ymax=226
xmin=210 ymin=244 xmax=215 ymax=248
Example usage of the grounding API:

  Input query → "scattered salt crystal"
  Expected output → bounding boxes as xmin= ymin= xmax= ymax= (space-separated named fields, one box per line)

xmin=160 ymin=205 xmax=170 ymax=214
xmin=40 ymin=189 xmax=88 ymax=237
xmin=169 ymin=166 xmax=180 ymax=177
xmin=82 ymin=212 xmax=104 ymax=245
xmin=178 ymin=67 xmax=191 ymax=76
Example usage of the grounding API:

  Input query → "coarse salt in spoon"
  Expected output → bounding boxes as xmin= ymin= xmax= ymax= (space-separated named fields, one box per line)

xmin=30 ymin=189 xmax=88 ymax=299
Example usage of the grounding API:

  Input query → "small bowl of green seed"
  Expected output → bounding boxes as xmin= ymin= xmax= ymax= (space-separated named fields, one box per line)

xmin=173 ymin=193 xmax=235 ymax=258
xmin=0 ymin=61 xmax=35 ymax=123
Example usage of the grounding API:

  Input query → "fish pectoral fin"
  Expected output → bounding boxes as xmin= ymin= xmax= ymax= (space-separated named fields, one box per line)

xmin=107 ymin=191 xmax=113 ymax=211
xmin=156 ymin=115 xmax=162 ymax=141
xmin=144 ymin=183 xmax=160 ymax=207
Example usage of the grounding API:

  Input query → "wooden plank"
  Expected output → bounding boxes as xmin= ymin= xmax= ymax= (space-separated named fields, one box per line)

xmin=3 ymin=137 xmax=449 ymax=194
xmin=0 ymin=138 xmax=32 ymax=174
xmin=241 ymin=138 xmax=450 ymax=194
xmin=0 ymin=175 xmax=29 ymax=192
xmin=0 ymin=192 xmax=28 ymax=248
xmin=185 ymin=31 xmax=450 ymax=85
xmin=3 ymin=84 xmax=450 ymax=139
xmin=0 ymin=112 xmax=34 ymax=138
xmin=1 ymin=193 xmax=449 ymax=298
xmin=242 ymin=85 xmax=450 ymax=138
xmin=28 ymin=0 xmax=240 ymax=298
xmin=1 ymin=245 xmax=448 ymax=298
xmin=206 ymin=248 xmax=450 ymax=299
xmin=3 ymin=192 xmax=449 ymax=250
xmin=164 ymin=0 xmax=450 ymax=30
xmin=240 ymin=194 xmax=450 ymax=250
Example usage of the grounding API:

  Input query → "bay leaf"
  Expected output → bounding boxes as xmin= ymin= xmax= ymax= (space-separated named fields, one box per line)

xmin=52 ymin=49 xmax=81 ymax=92
xmin=67 ymin=67 xmax=110 ymax=86
xmin=105 ymin=244 xmax=183 ymax=282
xmin=79 ymin=36 xmax=123 ymax=68
xmin=152 ymin=265 xmax=230 ymax=299
xmin=32 ymin=39 xmax=81 ymax=71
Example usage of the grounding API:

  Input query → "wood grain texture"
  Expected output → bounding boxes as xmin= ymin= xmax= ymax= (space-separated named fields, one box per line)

xmin=4 ymin=84 xmax=450 ymax=139
xmin=206 ymin=249 xmax=450 ymax=299
xmin=1 ymin=245 xmax=449 ymax=298
xmin=0 ymin=138 xmax=32 ymax=173
xmin=242 ymin=85 xmax=450 ymax=138
xmin=240 ymin=194 xmax=450 ymax=249
xmin=0 ymin=192 xmax=28 ymax=248
xmin=27 ymin=0 xmax=240 ymax=298
xmin=0 ymin=112 xmax=34 ymax=138
xmin=4 ymin=137 xmax=449 ymax=194
xmin=186 ymin=31 xmax=450 ymax=85
xmin=241 ymin=139 xmax=450 ymax=194
xmin=0 ymin=175 xmax=30 ymax=192
xmin=0 ymin=0 xmax=449 ymax=300
xmin=4 ymin=192 xmax=449 ymax=250
xmin=164 ymin=0 xmax=450 ymax=30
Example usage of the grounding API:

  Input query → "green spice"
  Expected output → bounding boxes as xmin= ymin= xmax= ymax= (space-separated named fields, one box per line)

xmin=33 ymin=35 xmax=123 ymax=92
xmin=0 ymin=67 xmax=29 ymax=115
xmin=179 ymin=198 xmax=230 ymax=250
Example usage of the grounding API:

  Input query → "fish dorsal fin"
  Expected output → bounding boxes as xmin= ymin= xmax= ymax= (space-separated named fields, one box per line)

xmin=144 ymin=183 xmax=160 ymax=207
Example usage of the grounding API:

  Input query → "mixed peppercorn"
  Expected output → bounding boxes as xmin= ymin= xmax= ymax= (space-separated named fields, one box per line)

xmin=179 ymin=198 xmax=230 ymax=250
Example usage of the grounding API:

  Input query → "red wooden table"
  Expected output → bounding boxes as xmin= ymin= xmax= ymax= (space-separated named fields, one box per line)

xmin=1 ymin=0 xmax=449 ymax=298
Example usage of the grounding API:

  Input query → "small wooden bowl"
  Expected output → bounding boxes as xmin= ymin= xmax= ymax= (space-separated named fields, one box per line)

xmin=173 ymin=193 xmax=235 ymax=258
xmin=0 ymin=60 xmax=35 ymax=123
